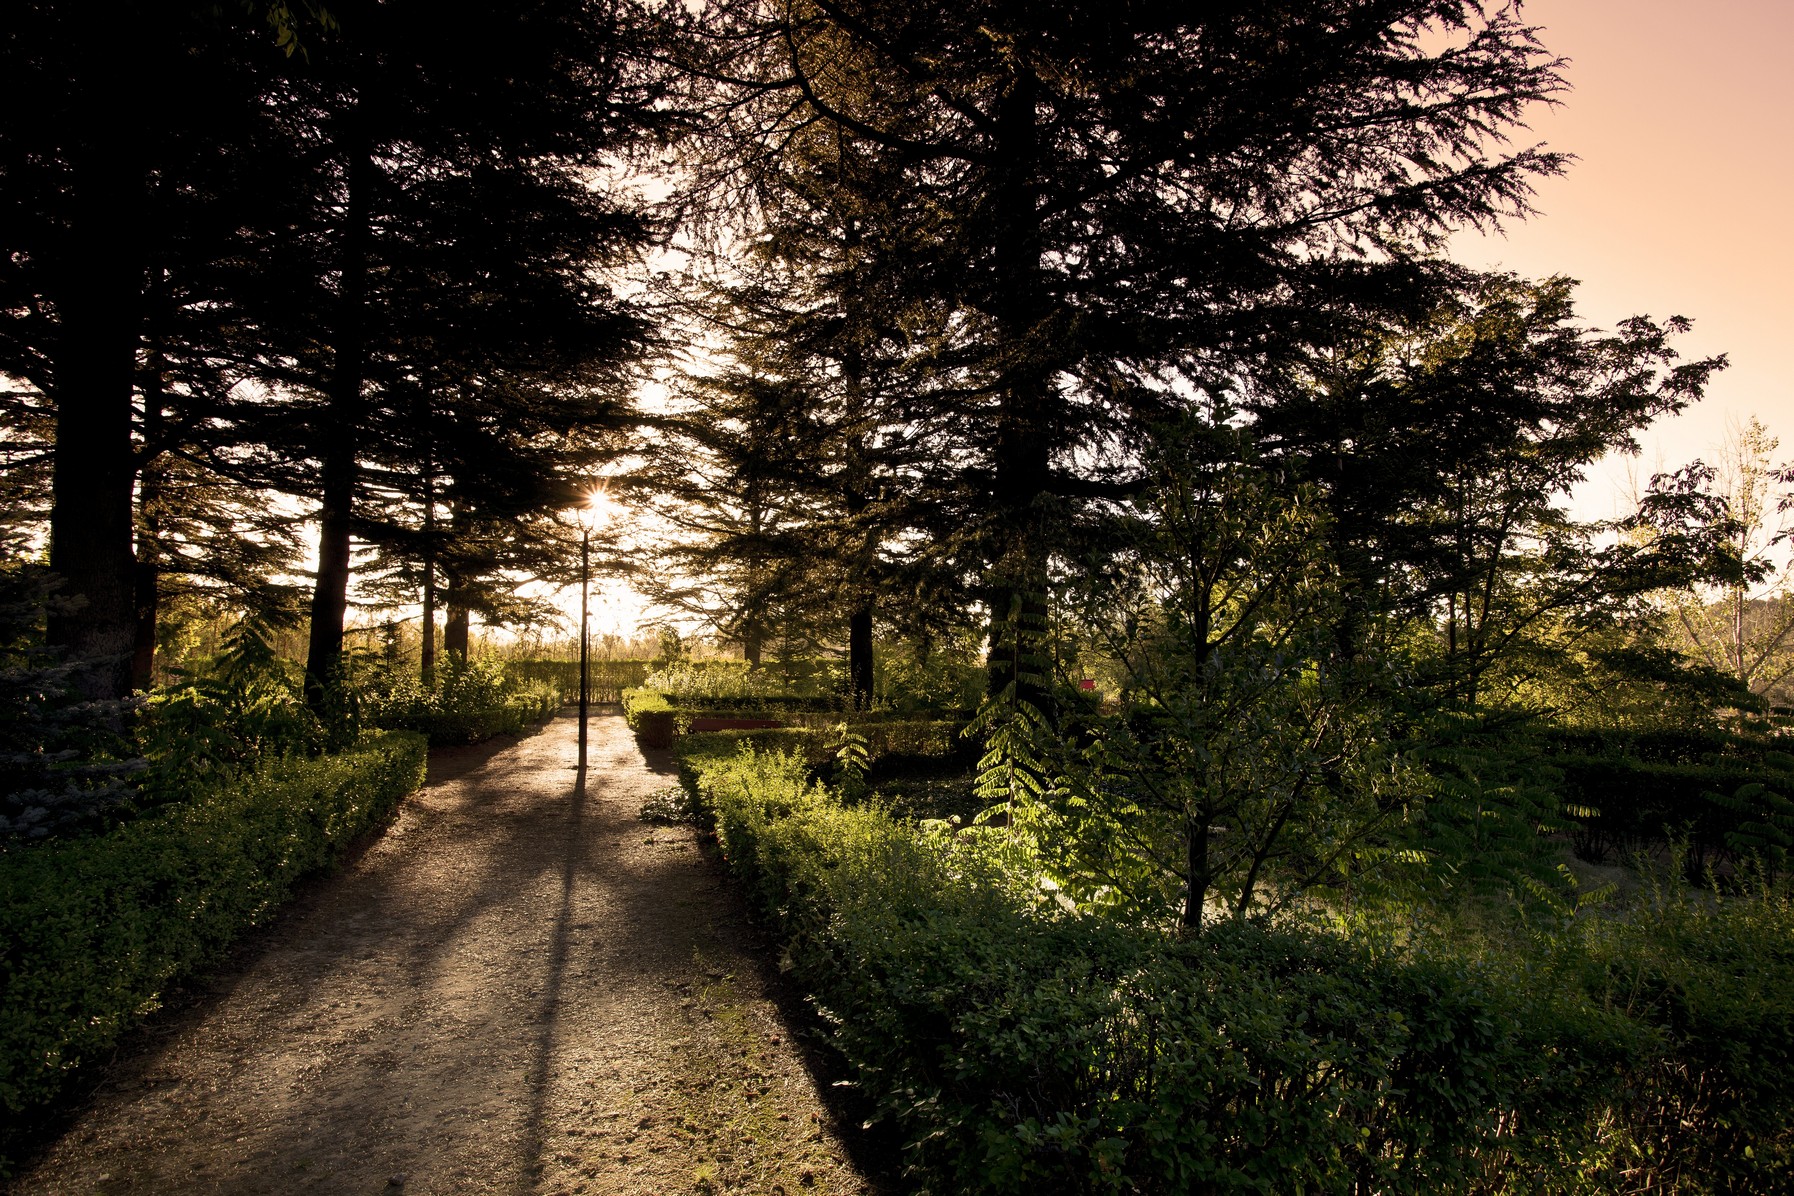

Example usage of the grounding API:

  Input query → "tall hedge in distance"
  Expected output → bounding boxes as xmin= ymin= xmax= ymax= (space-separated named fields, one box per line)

xmin=0 ymin=731 xmax=428 ymax=1169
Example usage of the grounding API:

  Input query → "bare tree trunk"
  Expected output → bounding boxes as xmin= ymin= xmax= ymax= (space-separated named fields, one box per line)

xmin=849 ymin=605 xmax=874 ymax=710
xmin=47 ymin=59 xmax=147 ymax=701
xmin=305 ymin=116 xmax=373 ymax=712
xmin=1182 ymin=813 xmax=1211 ymax=935
xmin=420 ymin=561 xmax=437 ymax=686
xmin=444 ymin=583 xmax=471 ymax=661
xmin=420 ymin=450 xmax=437 ymax=687
xmin=983 ymin=70 xmax=1054 ymax=712
xmin=130 ymin=340 xmax=168 ymax=692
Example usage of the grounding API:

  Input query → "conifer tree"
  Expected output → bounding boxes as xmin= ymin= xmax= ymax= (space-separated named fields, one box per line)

xmin=691 ymin=0 xmax=1570 ymax=698
xmin=226 ymin=0 xmax=666 ymax=710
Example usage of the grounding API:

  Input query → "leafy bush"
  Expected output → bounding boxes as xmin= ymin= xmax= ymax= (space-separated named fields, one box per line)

xmin=505 ymin=658 xmax=650 ymax=702
xmin=682 ymin=739 xmax=1794 ymax=1194
xmin=365 ymin=658 xmax=555 ymax=745
xmin=645 ymin=660 xmax=788 ymax=701
xmin=1554 ymin=750 xmax=1794 ymax=876
xmin=0 ymin=542 xmax=142 ymax=841
xmin=671 ymin=720 xmax=967 ymax=794
xmin=1549 ymin=868 xmax=1794 ymax=1187
xmin=621 ymin=686 xmax=677 ymax=748
xmin=0 ymin=731 xmax=427 ymax=1169
xmin=136 ymin=611 xmax=323 ymax=805
xmin=873 ymin=638 xmax=987 ymax=714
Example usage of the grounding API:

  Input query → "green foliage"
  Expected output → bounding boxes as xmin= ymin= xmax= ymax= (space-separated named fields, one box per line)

xmin=0 ymin=731 xmax=427 ymax=1169
xmin=0 ymin=541 xmax=141 ymax=841
xmin=830 ymin=722 xmax=870 ymax=800
xmin=641 ymin=658 xmax=852 ymax=708
xmin=639 ymin=783 xmax=699 ymax=825
xmin=137 ymin=610 xmax=322 ymax=802
xmin=679 ymin=735 xmax=1794 ymax=1194
xmin=874 ymin=638 xmax=986 ymax=715
xmin=504 ymin=658 xmax=650 ymax=702
xmin=1563 ymin=867 xmax=1794 ymax=1187
xmin=1547 ymin=739 xmax=1794 ymax=878
xmin=364 ymin=657 xmax=555 ymax=745
xmin=1401 ymin=726 xmax=1572 ymax=905
xmin=643 ymin=659 xmax=766 ymax=699
xmin=621 ymin=686 xmax=678 ymax=748
xmin=673 ymin=721 xmax=965 ymax=781
xmin=620 ymin=685 xmax=673 ymax=727
xmin=978 ymin=422 xmax=1426 ymax=928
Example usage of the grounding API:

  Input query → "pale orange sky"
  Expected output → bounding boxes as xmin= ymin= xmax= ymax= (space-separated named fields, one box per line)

xmin=1452 ymin=0 xmax=1794 ymax=512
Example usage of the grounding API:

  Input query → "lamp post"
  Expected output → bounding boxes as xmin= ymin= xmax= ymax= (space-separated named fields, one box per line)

xmin=574 ymin=490 xmax=607 ymax=770
xmin=578 ymin=523 xmax=590 ymax=769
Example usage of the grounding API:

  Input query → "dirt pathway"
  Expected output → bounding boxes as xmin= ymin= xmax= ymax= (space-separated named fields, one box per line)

xmin=11 ymin=713 xmax=874 ymax=1196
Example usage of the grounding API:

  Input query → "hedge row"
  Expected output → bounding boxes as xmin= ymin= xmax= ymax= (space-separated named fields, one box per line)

xmin=672 ymin=721 xmax=970 ymax=792
xmin=371 ymin=685 xmax=558 ymax=745
xmin=626 ymin=685 xmax=971 ymax=761
xmin=1553 ymin=751 xmax=1794 ymax=871
xmin=683 ymin=741 xmax=1794 ymax=1194
xmin=505 ymin=658 xmax=651 ymax=702
xmin=0 ymin=732 xmax=429 ymax=1169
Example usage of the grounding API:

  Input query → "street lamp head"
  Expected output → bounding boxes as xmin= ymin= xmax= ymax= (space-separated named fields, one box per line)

xmin=575 ymin=486 xmax=611 ymax=533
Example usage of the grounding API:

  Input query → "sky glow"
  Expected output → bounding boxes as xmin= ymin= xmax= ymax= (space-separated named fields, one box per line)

xmin=1452 ymin=0 xmax=1794 ymax=511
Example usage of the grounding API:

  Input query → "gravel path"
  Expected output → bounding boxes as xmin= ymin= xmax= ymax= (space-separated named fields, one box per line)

xmin=11 ymin=712 xmax=873 ymax=1196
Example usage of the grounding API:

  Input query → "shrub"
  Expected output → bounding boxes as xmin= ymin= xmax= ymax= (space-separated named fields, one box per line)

xmin=1554 ymin=750 xmax=1794 ymax=876
xmin=682 ymin=739 xmax=1794 ymax=1194
xmin=0 ymin=731 xmax=427 ymax=1170
xmin=874 ymin=640 xmax=988 ymax=714
xmin=622 ymin=687 xmax=677 ymax=748
xmin=671 ymin=720 xmax=968 ymax=796
xmin=365 ymin=659 xmax=556 ymax=745
xmin=505 ymin=657 xmax=650 ymax=702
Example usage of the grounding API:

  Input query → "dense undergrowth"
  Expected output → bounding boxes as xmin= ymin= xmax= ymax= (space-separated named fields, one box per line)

xmin=676 ymin=735 xmax=1794 ymax=1194
xmin=0 ymin=731 xmax=428 ymax=1172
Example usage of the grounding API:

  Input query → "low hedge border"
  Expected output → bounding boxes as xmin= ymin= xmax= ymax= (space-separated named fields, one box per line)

xmin=681 ymin=738 xmax=1794 ymax=1194
xmin=372 ymin=687 xmax=557 ymax=745
xmin=1553 ymin=752 xmax=1794 ymax=870
xmin=672 ymin=721 xmax=969 ymax=794
xmin=0 ymin=731 xmax=429 ymax=1170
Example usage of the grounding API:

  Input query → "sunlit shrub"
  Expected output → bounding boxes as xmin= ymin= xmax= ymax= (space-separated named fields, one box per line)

xmin=679 ymin=736 xmax=1794 ymax=1194
xmin=364 ymin=658 xmax=556 ymax=744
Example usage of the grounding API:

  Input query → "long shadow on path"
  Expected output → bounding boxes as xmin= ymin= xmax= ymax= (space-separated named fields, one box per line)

xmin=11 ymin=713 xmax=872 ymax=1196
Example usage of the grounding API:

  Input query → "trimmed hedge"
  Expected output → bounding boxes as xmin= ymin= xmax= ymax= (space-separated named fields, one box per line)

xmin=505 ymin=658 xmax=651 ymax=703
xmin=1552 ymin=749 xmax=1794 ymax=872
xmin=684 ymin=741 xmax=1794 ymax=1194
xmin=372 ymin=685 xmax=557 ymax=745
xmin=621 ymin=687 xmax=677 ymax=748
xmin=671 ymin=720 xmax=970 ymax=795
xmin=0 ymin=732 xmax=428 ymax=1168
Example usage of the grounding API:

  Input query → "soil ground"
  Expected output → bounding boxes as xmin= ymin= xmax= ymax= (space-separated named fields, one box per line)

xmin=8 ymin=712 xmax=877 ymax=1196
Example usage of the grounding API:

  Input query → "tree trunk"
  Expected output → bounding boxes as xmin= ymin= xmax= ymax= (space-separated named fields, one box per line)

xmin=443 ymin=590 xmax=470 ymax=661
xmin=1182 ymin=812 xmax=1211 ymax=935
xmin=443 ymin=607 xmax=470 ymax=659
xmin=130 ymin=341 xmax=168 ymax=692
xmin=420 ymin=559 xmax=437 ymax=686
xmin=420 ymin=448 xmax=437 ymax=687
xmin=46 ymin=61 xmax=147 ymax=701
xmin=984 ymin=70 xmax=1054 ymax=710
xmin=849 ymin=605 xmax=874 ymax=710
xmin=305 ymin=119 xmax=373 ymax=712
